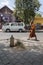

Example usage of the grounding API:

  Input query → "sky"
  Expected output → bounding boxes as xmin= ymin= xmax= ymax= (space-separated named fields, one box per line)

xmin=0 ymin=0 xmax=43 ymax=15
xmin=39 ymin=0 xmax=43 ymax=14
xmin=0 ymin=0 xmax=15 ymax=10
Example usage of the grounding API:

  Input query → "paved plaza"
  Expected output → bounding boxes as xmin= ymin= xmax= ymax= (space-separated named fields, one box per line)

xmin=0 ymin=32 xmax=43 ymax=65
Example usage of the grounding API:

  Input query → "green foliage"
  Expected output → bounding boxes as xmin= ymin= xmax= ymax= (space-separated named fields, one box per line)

xmin=35 ymin=13 xmax=42 ymax=17
xmin=15 ymin=0 xmax=40 ymax=24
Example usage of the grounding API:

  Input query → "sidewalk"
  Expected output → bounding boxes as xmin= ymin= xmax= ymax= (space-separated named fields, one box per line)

xmin=0 ymin=38 xmax=43 ymax=65
xmin=26 ymin=29 xmax=43 ymax=32
xmin=36 ymin=29 xmax=43 ymax=32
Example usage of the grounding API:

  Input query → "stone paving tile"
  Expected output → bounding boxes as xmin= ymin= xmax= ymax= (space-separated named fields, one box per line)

xmin=15 ymin=62 xmax=24 ymax=65
xmin=32 ymin=60 xmax=41 ymax=65
xmin=0 ymin=42 xmax=43 ymax=65
xmin=1 ymin=56 xmax=10 ymax=64
xmin=23 ymin=62 xmax=32 ymax=65
xmin=6 ymin=63 xmax=14 ymax=65
xmin=0 ymin=62 xmax=4 ymax=65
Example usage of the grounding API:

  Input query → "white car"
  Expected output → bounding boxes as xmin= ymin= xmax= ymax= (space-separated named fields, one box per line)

xmin=2 ymin=22 xmax=25 ymax=32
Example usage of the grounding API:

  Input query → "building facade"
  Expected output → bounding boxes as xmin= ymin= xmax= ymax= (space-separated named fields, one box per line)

xmin=34 ymin=17 xmax=43 ymax=25
xmin=0 ymin=6 xmax=16 ymax=28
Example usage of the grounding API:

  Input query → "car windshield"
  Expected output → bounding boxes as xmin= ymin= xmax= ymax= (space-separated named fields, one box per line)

xmin=11 ymin=23 xmax=17 ymax=26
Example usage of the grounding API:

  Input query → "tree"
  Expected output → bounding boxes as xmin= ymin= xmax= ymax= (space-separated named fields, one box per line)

xmin=35 ymin=13 xmax=42 ymax=17
xmin=15 ymin=0 xmax=40 ymax=24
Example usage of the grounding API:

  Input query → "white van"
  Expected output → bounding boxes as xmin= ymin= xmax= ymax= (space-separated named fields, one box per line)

xmin=2 ymin=22 xmax=25 ymax=32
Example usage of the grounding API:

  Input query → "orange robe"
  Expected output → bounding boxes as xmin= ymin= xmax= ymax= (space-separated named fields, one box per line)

xmin=29 ymin=24 xmax=36 ymax=38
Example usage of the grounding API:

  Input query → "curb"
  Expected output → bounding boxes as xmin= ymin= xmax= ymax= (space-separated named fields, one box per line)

xmin=26 ymin=30 xmax=43 ymax=32
xmin=0 ymin=29 xmax=43 ymax=32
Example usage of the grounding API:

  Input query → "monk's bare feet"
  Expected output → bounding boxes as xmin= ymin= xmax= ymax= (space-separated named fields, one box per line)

xmin=35 ymin=39 xmax=39 ymax=41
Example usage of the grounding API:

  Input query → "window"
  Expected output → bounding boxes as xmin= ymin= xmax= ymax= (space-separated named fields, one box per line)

xmin=4 ymin=23 xmax=9 ymax=26
xmin=6 ymin=23 xmax=9 ymax=25
xmin=11 ymin=23 xmax=17 ymax=26
xmin=18 ymin=23 xmax=23 ymax=26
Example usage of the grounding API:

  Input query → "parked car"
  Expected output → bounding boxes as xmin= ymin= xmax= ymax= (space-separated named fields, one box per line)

xmin=2 ymin=22 xmax=25 ymax=32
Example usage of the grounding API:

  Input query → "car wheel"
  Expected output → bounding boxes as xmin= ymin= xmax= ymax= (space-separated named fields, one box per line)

xmin=6 ymin=29 xmax=10 ymax=32
xmin=19 ymin=29 xmax=22 ymax=32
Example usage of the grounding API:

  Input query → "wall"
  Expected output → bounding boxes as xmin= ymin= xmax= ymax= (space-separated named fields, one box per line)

xmin=34 ymin=17 xmax=43 ymax=25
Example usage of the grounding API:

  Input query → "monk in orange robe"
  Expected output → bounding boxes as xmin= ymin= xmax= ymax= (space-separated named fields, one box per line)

xmin=28 ymin=21 xmax=37 ymax=40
